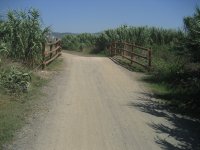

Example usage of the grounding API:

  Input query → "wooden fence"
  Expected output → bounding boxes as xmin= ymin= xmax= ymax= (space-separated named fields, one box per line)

xmin=42 ymin=39 xmax=62 ymax=69
xmin=107 ymin=41 xmax=151 ymax=70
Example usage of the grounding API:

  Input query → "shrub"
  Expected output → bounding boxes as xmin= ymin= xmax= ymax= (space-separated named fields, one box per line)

xmin=184 ymin=7 xmax=200 ymax=62
xmin=61 ymin=33 xmax=97 ymax=50
xmin=0 ymin=67 xmax=31 ymax=93
xmin=152 ymin=57 xmax=185 ymax=82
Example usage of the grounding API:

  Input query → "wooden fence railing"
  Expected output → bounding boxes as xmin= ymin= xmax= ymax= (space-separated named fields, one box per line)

xmin=107 ymin=41 xmax=151 ymax=70
xmin=42 ymin=39 xmax=62 ymax=69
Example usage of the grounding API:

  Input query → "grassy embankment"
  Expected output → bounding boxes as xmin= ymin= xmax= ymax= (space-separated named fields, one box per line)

xmin=0 ymin=8 xmax=63 ymax=149
xmin=0 ymin=58 xmax=63 ymax=149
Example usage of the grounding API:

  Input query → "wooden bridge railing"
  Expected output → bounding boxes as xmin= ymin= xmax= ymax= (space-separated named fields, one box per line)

xmin=42 ymin=39 xmax=62 ymax=69
xmin=107 ymin=41 xmax=151 ymax=70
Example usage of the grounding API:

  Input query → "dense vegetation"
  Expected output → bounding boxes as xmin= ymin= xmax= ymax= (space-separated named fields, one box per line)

xmin=61 ymin=33 xmax=97 ymax=51
xmin=0 ymin=8 xmax=49 ymax=93
xmin=183 ymin=7 xmax=200 ymax=62
xmin=61 ymin=26 xmax=183 ymax=52
xmin=0 ymin=9 xmax=53 ymax=148
xmin=61 ymin=7 xmax=200 ymax=114
xmin=0 ymin=8 xmax=49 ymax=67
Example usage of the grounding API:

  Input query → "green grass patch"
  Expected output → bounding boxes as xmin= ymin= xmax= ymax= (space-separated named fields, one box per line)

xmin=0 ymin=73 xmax=46 ymax=149
xmin=147 ymin=82 xmax=170 ymax=95
xmin=0 ymin=57 xmax=63 ymax=149
xmin=143 ymin=75 xmax=200 ymax=118
xmin=45 ymin=57 xmax=64 ymax=71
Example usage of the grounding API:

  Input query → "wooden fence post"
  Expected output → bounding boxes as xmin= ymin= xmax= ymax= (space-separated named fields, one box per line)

xmin=110 ymin=43 xmax=112 ymax=56
xmin=50 ymin=44 xmax=53 ymax=59
xmin=122 ymin=42 xmax=125 ymax=58
xmin=55 ymin=41 xmax=57 ymax=55
xmin=59 ymin=40 xmax=61 ymax=53
xmin=41 ymin=40 xmax=62 ymax=69
xmin=131 ymin=44 xmax=134 ymax=64
xmin=114 ymin=42 xmax=117 ymax=56
xmin=109 ymin=44 xmax=112 ymax=56
xmin=120 ymin=42 xmax=123 ymax=57
xmin=111 ymin=42 xmax=114 ymax=57
xmin=58 ymin=40 xmax=60 ymax=54
xmin=42 ymin=42 xmax=46 ymax=69
xmin=148 ymin=49 xmax=152 ymax=70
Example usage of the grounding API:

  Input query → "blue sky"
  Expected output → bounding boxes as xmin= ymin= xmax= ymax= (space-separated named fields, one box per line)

xmin=0 ymin=0 xmax=200 ymax=33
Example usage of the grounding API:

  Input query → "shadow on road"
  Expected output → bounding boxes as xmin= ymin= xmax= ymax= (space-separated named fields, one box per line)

xmin=128 ymin=93 xmax=200 ymax=150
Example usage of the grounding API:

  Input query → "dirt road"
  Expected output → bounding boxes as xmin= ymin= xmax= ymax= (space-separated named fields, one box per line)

xmin=9 ymin=52 xmax=199 ymax=150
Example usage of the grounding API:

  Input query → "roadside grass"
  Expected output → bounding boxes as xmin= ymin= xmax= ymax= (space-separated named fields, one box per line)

xmin=0 ymin=57 xmax=63 ymax=149
xmin=142 ymin=76 xmax=200 ymax=118
xmin=45 ymin=56 xmax=64 ymax=71
xmin=0 ymin=74 xmax=46 ymax=148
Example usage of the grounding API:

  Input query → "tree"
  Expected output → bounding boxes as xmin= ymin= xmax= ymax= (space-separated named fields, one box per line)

xmin=184 ymin=6 xmax=200 ymax=62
